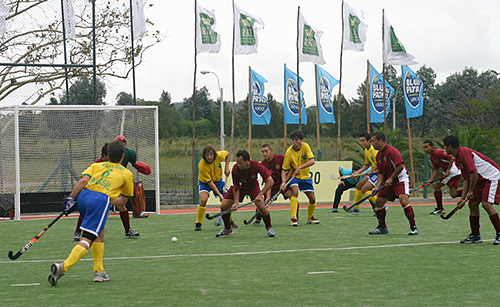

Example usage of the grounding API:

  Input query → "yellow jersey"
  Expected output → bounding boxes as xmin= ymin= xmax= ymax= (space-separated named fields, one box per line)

xmin=283 ymin=142 xmax=315 ymax=180
xmin=364 ymin=145 xmax=378 ymax=171
xmin=82 ymin=162 xmax=134 ymax=200
xmin=198 ymin=150 xmax=229 ymax=183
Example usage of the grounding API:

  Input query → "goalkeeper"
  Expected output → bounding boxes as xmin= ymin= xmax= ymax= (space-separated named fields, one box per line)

xmin=48 ymin=140 xmax=134 ymax=286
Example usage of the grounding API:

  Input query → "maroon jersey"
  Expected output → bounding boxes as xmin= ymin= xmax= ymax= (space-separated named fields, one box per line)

xmin=231 ymin=160 xmax=271 ymax=192
xmin=261 ymin=154 xmax=284 ymax=191
xmin=430 ymin=149 xmax=453 ymax=171
xmin=376 ymin=144 xmax=409 ymax=184
xmin=455 ymin=147 xmax=500 ymax=181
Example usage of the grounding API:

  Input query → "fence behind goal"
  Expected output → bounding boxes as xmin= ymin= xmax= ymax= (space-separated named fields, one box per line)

xmin=0 ymin=105 xmax=159 ymax=220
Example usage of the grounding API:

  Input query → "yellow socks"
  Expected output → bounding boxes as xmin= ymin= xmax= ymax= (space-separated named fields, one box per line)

xmin=290 ymin=196 xmax=299 ymax=219
xmin=353 ymin=189 xmax=363 ymax=210
xmin=91 ymin=242 xmax=105 ymax=273
xmin=63 ymin=244 xmax=88 ymax=272
xmin=307 ymin=201 xmax=317 ymax=219
xmin=365 ymin=190 xmax=377 ymax=206
xmin=196 ymin=205 xmax=206 ymax=224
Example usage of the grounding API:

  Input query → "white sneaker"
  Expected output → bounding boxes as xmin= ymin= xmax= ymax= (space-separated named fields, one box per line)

xmin=94 ymin=271 xmax=110 ymax=282
xmin=48 ymin=263 xmax=65 ymax=286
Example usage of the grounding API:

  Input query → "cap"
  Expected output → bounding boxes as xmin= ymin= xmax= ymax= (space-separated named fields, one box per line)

xmin=115 ymin=135 xmax=127 ymax=142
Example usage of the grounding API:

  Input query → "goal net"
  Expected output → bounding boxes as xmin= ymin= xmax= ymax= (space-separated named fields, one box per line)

xmin=0 ymin=105 xmax=159 ymax=220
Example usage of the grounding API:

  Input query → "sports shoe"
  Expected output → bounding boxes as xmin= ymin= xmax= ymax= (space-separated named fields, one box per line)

xmin=125 ymin=229 xmax=140 ymax=238
xmin=408 ymin=227 xmax=419 ymax=235
xmin=267 ymin=227 xmax=276 ymax=237
xmin=351 ymin=209 xmax=359 ymax=215
xmin=194 ymin=223 xmax=202 ymax=231
xmin=494 ymin=232 xmax=500 ymax=245
xmin=332 ymin=208 xmax=338 ymax=213
xmin=133 ymin=212 xmax=149 ymax=218
xmin=307 ymin=217 xmax=320 ymax=224
xmin=252 ymin=219 xmax=261 ymax=226
xmin=369 ymin=227 xmax=389 ymax=235
xmin=215 ymin=228 xmax=233 ymax=237
xmin=230 ymin=221 xmax=239 ymax=229
xmin=460 ymin=233 xmax=482 ymax=244
xmin=93 ymin=271 xmax=110 ymax=282
xmin=72 ymin=232 xmax=81 ymax=242
xmin=48 ymin=263 xmax=65 ymax=286
xmin=430 ymin=208 xmax=444 ymax=215
xmin=291 ymin=218 xmax=299 ymax=227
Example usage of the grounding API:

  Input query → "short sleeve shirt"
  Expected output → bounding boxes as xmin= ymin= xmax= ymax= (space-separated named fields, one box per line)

xmin=198 ymin=150 xmax=229 ymax=183
xmin=376 ymin=144 xmax=408 ymax=184
xmin=232 ymin=160 xmax=271 ymax=191
xmin=430 ymin=149 xmax=453 ymax=171
xmin=82 ymin=162 xmax=134 ymax=200
xmin=261 ymin=154 xmax=284 ymax=191
xmin=283 ymin=142 xmax=315 ymax=180
xmin=455 ymin=147 xmax=500 ymax=181
xmin=364 ymin=145 xmax=378 ymax=171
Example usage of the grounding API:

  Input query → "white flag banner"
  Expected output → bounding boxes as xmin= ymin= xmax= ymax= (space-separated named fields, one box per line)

xmin=0 ymin=0 xmax=8 ymax=37
xmin=233 ymin=3 xmax=265 ymax=55
xmin=298 ymin=12 xmax=326 ymax=65
xmin=132 ymin=0 xmax=148 ymax=41
xmin=62 ymin=0 xmax=76 ymax=39
xmin=342 ymin=2 xmax=368 ymax=52
xmin=196 ymin=3 xmax=221 ymax=54
xmin=383 ymin=14 xmax=417 ymax=65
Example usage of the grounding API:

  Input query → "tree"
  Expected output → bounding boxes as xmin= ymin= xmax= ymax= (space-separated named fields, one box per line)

xmin=116 ymin=91 xmax=134 ymax=105
xmin=0 ymin=0 xmax=162 ymax=105
xmin=64 ymin=77 xmax=107 ymax=105
xmin=179 ymin=87 xmax=218 ymax=127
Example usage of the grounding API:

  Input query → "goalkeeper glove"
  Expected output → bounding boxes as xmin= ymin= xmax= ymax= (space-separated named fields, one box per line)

xmin=62 ymin=196 xmax=76 ymax=216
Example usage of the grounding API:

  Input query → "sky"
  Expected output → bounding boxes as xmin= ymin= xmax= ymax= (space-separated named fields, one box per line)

xmin=106 ymin=0 xmax=500 ymax=107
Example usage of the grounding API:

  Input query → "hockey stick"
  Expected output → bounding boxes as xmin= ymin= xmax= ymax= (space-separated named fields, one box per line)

xmin=409 ymin=177 xmax=442 ymax=193
xmin=243 ymin=177 xmax=294 ymax=225
xmin=8 ymin=212 xmax=65 ymax=260
xmin=330 ymin=174 xmax=356 ymax=180
xmin=343 ymin=185 xmax=386 ymax=213
xmin=440 ymin=198 xmax=468 ymax=220
xmin=205 ymin=199 xmax=256 ymax=220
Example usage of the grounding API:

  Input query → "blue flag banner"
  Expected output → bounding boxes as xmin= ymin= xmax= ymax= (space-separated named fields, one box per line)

xmin=315 ymin=65 xmax=339 ymax=124
xmin=369 ymin=63 xmax=394 ymax=123
xmin=284 ymin=66 xmax=307 ymax=125
xmin=402 ymin=65 xmax=424 ymax=119
xmin=250 ymin=69 xmax=271 ymax=125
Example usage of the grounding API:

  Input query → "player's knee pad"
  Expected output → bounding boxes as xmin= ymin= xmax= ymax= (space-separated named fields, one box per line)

xmin=82 ymin=230 xmax=98 ymax=242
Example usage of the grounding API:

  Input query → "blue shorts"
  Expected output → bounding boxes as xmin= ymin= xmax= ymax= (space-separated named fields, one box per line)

xmin=198 ymin=179 xmax=225 ymax=196
xmin=78 ymin=189 xmax=111 ymax=238
xmin=290 ymin=177 xmax=314 ymax=192
xmin=368 ymin=173 xmax=378 ymax=186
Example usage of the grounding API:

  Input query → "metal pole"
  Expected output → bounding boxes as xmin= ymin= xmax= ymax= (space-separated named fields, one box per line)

xmin=92 ymin=0 xmax=96 ymax=105
xmin=129 ymin=0 xmax=137 ymax=106
xmin=201 ymin=71 xmax=224 ymax=150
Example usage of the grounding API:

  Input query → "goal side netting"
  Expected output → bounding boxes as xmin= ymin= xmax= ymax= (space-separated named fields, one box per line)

xmin=0 ymin=105 xmax=160 ymax=220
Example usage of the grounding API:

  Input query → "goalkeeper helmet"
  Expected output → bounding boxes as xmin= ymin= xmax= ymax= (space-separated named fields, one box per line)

xmin=116 ymin=135 xmax=127 ymax=143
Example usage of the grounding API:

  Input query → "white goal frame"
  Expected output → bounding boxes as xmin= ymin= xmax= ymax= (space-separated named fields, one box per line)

xmin=0 ymin=105 xmax=160 ymax=220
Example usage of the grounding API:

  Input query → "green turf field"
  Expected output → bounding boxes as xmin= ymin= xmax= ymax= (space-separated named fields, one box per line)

xmin=1 ymin=205 xmax=499 ymax=306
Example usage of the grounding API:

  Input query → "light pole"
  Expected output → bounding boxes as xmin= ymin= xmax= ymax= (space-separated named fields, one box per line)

xmin=201 ymin=70 xmax=224 ymax=150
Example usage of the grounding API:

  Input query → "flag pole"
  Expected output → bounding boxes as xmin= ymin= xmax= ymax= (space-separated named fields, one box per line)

xmin=192 ymin=0 xmax=198 ymax=205
xmin=284 ymin=63 xmax=288 ymax=152
xmin=314 ymin=64 xmax=320 ymax=151
xmin=382 ymin=9 xmax=387 ymax=132
xmin=248 ymin=66 xmax=252 ymax=154
xmin=407 ymin=117 xmax=417 ymax=195
xmin=296 ymin=6 xmax=302 ymax=131
xmin=230 ymin=0 xmax=236 ymax=160
xmin=366 ymin=59 xmax=370 ymax=133
xmin=337 ymin=0 xmax=345 ymax=160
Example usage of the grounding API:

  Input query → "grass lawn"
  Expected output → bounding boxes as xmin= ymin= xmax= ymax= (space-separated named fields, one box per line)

xmin=1 ymin=205 xmax=499 ymax=306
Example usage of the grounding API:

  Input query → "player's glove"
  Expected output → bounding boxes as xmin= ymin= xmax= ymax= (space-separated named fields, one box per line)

xmin=62 ymin=196 xmax=76 ymax=216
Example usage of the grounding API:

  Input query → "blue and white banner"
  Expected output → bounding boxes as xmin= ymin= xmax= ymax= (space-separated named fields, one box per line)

xmin=250 ymin=69 xmax=271 ymax=125
xmin=284 ymin=66 xmax=307 ymax=125
xmin=315 ymin=65 xmax=339 ymax=124
xmin=402 ymin=65 xmax=424 ymax=119
xmin=369 ymin=63 xmax=394 ymax=123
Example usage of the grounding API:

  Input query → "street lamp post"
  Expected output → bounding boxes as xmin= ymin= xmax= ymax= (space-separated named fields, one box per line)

xmin=201 ymin=70 xmax=224 ymax=150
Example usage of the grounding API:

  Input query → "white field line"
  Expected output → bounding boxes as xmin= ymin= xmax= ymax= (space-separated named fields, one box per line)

xmin=11 ymin=283 xmax=40 ymax=286
xmin=1 ymin=240 xmax=492 ymax=264
xmin=308 ymin=271 xmax=335 ymax=275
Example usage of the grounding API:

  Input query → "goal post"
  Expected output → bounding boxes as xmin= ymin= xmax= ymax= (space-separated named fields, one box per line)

xmin=0 ymin=105 xmax=160 ymax=220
